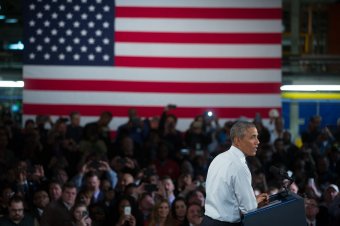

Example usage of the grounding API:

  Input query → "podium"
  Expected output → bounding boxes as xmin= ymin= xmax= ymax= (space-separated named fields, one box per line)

xmin=242 ymin=191 xmax=306 ymax=226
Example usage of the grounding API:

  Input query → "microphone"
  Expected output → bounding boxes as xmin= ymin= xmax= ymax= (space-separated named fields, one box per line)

xmin=269 ymin=166 xmax=294 ymax=181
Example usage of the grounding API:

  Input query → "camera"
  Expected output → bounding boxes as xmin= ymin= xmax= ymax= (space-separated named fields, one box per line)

xmin=204 ymin=111 xmax=214 ymax=120
xmin=82 ymin=210 xmax=88 ymax=218
xmin=89 ymin=160 xmax=101 ymax=169
xmin=206 ymin=111 xmax=213 ymax=117
xmin=195 ymin=181 xmax=206 ymax=188
xmin=118 ymin=157 xmax=127 ymax=165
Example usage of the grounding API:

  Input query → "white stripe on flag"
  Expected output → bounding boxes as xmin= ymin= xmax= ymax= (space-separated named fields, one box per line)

xmin=23 ymin=66 xmax=281 ymax=83
xmin=24 ymin=90 xmax=281 ymax=107
xmin=116 ymin=19 xmax=282 ymax=33
xmin=116 ymin=43 xmax=281 ymax=58
xmin=116 ymin=0 xmax=281 ymax=8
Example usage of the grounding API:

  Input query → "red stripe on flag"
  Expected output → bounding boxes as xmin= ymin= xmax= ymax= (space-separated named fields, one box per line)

xmin=116 ymin=7 xmax=281 ymax=19
xmin=115 ymin=32 xmax=282 ymax=44
xmin=24 ymin=79 xmax=281 ymax=94
xmin=115 ymin=56 xmax=281 ymax=69
xmin=23 ymin=104 xmax=280 ymax=118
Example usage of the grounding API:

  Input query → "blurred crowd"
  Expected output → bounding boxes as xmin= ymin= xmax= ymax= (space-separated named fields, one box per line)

xmin=0 ymin=105 xmax=339 ymax=226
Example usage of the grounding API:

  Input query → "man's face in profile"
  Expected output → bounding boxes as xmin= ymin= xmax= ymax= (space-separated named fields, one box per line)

xmin=236 ymin=127 xmax=259 ymax=157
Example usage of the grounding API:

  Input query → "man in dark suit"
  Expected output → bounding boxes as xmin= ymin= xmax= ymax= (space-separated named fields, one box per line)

xmin=31 ymin=189 xmax=50 ymax=223
xmin=73 ymin=160 xmax=118 ymax=204
xmin=0 ymin=196 xmax=36 ymax=226
xmin=85 ymin=171 xmax=105 ymax=204
xmin=40 ymin=182 xmax=77 ymax=226
xmin=305 ymin=197 xmax=323 ymax=226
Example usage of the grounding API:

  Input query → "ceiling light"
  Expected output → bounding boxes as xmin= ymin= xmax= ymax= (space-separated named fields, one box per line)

xmin=280 ymin=85 xmax=340 ymax=91
xmin=0 ymin=81 xmax=24 ymax=88
xmin=5 ymin=18 xmax=18 ymax=23
xmin=7 ymin=41 xmax=24 ymax=50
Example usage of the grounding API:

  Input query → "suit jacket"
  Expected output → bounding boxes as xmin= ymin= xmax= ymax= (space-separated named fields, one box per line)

xmin=91 ymin=190 xmax=105 ymax=205
xmin=306 ymin=218 xmax=325 ymax=226
xmin=40 ymin=200 xmax=72 ymax=226
xmin=0 ymin=214 xmax=36 ymax=226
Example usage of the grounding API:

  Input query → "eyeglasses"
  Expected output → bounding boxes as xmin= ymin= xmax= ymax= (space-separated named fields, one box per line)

xmin=305 ymin=203 xmax=318 ymax=208
xmin=10 ymin=209 xmax=24 ymax=212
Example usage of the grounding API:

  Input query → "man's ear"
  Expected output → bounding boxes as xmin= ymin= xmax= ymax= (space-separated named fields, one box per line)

xmin=233 ymin=137 xmax=240 ymax=146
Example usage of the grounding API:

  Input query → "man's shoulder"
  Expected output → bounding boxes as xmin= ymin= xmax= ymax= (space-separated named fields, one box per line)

xmin=212 ymin=149 xmax=231 ymax=161
xmin=84 ymin=121 xmax=98 ymax=129
xmin=67 ymin=124 xmax=83 ymax=130
xmin=41 ymin=200 xmax=71 ymax=224
xmin=0 ymin=216 xmax=35 ymax=225
xmin=44 ymin=200 xmax=66 ymax=211
xmin=0 ymin=216 xmax=8 ymax=223
xmin=21 ymin=214 xmax=35 ymax=224
xmin=0 ymin=219 xmax=12 ymax=226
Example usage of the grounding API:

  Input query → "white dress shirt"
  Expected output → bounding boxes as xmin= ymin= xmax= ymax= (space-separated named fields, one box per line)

xmin=204 ymin=145 xmax=257 ymax=223
xmin=306 ymin=219 xmax=316 ymax=226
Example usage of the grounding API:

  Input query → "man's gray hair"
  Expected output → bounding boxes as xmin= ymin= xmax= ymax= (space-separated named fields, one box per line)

xmin=230 ymin=121 xmax=256 ymax=143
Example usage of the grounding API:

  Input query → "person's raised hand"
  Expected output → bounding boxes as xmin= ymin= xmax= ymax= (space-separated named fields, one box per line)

xmin=256 ymin=193 xmax=269 ymax=208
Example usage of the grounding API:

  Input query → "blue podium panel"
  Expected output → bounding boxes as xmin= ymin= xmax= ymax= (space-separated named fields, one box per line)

xmin=242 ymin=192 xmax=306 ymax=226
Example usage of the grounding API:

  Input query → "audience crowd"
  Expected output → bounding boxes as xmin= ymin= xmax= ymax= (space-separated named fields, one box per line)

xmin=0 ymin=105 xmax=340 ymax=226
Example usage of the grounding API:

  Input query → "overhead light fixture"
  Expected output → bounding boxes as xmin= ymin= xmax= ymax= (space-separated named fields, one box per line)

xmin=7 ymin=41 xmax=24 ymax=50
xmin=0 ymin=15 xmax=6 ymax=20
xmin=280 ymin=85 xmax=340 ymax=91
xmin=0 ymin=81 xmax=24 ymax=88
xmin=5 ymin=18 xmax=18 ymax=23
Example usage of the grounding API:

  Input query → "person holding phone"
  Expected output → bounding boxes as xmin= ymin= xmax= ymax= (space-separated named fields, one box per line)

xmin=71 ymin=202 xmax=92 ymax=226
xmin=112 ymin=196 xmax=137 ymax=226
xmin=158 ymin=104 xmax=183 ymax=158
xmin=161 ymin=176 xmax=176 ymax=205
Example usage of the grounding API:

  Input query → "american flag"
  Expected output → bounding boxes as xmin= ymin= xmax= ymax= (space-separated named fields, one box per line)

xmin=23 ymin=0 xmax=282 ymax=131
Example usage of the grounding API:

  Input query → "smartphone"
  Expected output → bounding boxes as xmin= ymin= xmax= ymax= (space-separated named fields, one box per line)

xmin=308 ymin=178 xmax=314 ymax=186
xmin=180 ymin=148 xmax=189 ymax=155
xmin=89 ymin=160 xmax=100 ymax=168
xmin=82 ymin=210 xmax=88 ymax=218
xmin=124 ymin=206 xmax=131 ymax=215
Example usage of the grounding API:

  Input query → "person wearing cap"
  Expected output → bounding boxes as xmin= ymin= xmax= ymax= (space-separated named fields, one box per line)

xmin=324 ymin=184 xmax=339 ymax=206
xmin=318 ymin=184 xmax=339 ymax=226
xmin=326 ymin=184 xmax=340 ymax=226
